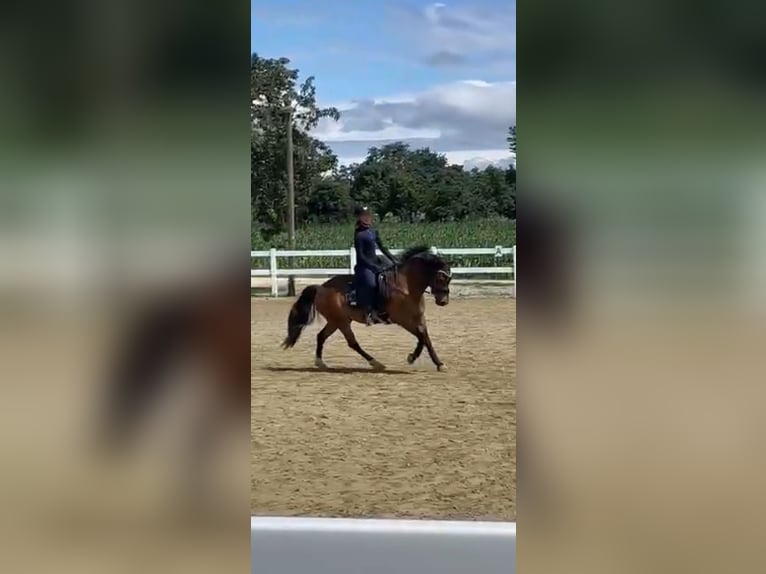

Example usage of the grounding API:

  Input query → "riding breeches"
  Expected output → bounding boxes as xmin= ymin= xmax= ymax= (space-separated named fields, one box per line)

xmin=354 ymin=266 xmax=377 ymax=308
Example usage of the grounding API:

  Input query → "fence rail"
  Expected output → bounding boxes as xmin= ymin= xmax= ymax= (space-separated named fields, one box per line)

xmin=251 ymin=516 xmax=516 ymax=574
xmin=251 ymin=246 xmax=516 ymax=297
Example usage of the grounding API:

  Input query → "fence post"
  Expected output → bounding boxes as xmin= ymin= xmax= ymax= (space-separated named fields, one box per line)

xmin=269 ymin=248 xmax=278 ymax=297
xmin=512 ymin=245 xmax=517 ymax=291
xmin=349 ymin=246 xmax=356 ymax=274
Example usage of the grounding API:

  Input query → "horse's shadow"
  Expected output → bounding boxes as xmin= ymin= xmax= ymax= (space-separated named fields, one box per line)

xmin=263 ymin=366 xmax=412 ymax=375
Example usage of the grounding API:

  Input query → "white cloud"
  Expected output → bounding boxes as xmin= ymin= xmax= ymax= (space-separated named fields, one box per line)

xmin=316 ymin=122 xmax=441 ymax=143
xmin=307 ymin=3 xmax=515 ymax=168
xmin=422 ymin=3 xmax=515 ymax=54
xmin=401 ymin=2 xmax=515 ymax=70
xmin=445 ymin=149 xmax=515 ymax=168
xmin=314 ymin=79 xmax=515 ymax=167
xmin=338 ymin=149 xmax=514 ymax=170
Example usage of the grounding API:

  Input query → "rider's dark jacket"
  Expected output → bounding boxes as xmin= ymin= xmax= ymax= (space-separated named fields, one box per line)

xmin=354 ymin=226 xmax=395 ymax=272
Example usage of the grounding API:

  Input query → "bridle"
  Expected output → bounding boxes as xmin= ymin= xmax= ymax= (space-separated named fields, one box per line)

xmin=431 ymin=268 xmax=452 ymax=297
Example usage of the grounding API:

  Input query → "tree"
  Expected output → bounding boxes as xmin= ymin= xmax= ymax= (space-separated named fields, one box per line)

xmin=304 ymin=178 xmax=352 ymax=223
xmin=349 ymin=143 xmax=471 ymax=222
xmin=251 ymin=53 xmax=340 ymax=239
xmin=338 ymin=142 xmax=518 ymax=223
xmin=507 ymin=125 xmax=516 ymax=154
xmin=505 ymin=125 xmax=517 ymax=221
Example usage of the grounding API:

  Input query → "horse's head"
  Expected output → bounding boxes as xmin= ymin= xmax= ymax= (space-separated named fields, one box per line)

xmin=399 ymin=246 xmax=453 ymax=306
xmin=431 ymin=262 xmax=452 ymax=306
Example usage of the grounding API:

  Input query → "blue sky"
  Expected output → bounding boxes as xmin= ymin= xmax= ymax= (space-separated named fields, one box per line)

xmin=252 ymin=0 xmax=516 ymax=167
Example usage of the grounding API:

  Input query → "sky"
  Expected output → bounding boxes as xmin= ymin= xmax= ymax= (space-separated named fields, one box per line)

xmin=251 ymin=0 xmax=516 ymax=168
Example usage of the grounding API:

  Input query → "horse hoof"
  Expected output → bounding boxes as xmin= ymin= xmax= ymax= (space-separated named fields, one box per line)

xmin=369 ymin=360 xmax=386 ymax=371
xmin=315 ymin=358 xmax=328 ymax=370
xmin=437 ymin=363 xmax=447 ymax=372
xmin=407 ymin=353 xmax=416 ymax=364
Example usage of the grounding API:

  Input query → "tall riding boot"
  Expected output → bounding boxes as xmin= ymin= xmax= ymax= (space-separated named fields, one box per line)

xmin=365 ymin=305 xmax=379 ymax=326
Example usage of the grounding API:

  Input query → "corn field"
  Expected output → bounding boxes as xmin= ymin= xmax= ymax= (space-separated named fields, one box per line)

xmin=251 ymin=219 xmax=516 ymax=272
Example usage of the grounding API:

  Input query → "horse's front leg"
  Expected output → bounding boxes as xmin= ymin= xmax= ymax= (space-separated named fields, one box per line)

xmin=404 ymin=299 xmax=426 ymax=365
xmin=404 ymin=317 xmax=444 ymax=371
xmin=418 ymin=324 xmax=445 ymax=371
xmin=407 ymin=339 xmax=424 ymax=364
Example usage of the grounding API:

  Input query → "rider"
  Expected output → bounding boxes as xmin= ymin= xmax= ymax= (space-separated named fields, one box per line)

xmin=353 ymin=206 xmax=396 ymax=325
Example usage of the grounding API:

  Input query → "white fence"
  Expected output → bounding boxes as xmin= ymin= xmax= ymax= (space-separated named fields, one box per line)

xmin=251 ymin=246 xmax=516 ymax=297
xmin=251 ymin=516 xmax=516 ymax=574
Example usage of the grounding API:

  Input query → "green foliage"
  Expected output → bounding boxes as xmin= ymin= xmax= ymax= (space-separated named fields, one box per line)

xmin=345 ymin=143 xmax=515 ymax=224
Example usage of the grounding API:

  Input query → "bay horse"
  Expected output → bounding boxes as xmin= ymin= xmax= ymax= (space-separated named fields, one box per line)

xmin=99 ymin=261 xmax=249 ymax=502
xmin=281 ymin=246 xmax=453 ymax=371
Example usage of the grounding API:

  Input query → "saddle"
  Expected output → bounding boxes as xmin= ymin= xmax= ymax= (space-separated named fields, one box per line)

xmin=346 ymin=271 xmax=391 ymax=324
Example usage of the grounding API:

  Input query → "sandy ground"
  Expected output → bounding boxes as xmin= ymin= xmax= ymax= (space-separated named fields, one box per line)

xmin=251 ymin=297 xmax=516 ymax=520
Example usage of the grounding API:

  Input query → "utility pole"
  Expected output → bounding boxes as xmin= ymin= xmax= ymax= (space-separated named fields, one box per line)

xmin=253 ymin=96 xmax=297 ymax=296
xmin=286 ymin=108 xmax=296 ymax=296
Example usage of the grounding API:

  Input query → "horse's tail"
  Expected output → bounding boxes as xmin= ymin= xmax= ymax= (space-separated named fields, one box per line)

xmin=102 ymin=300 xmax=191 ymax=450
xmin=282 ymin=285 xmax=319 ymax=349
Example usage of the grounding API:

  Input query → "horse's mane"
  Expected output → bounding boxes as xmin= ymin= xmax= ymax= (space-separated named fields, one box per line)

xmin=398 ymin=245 xmax=445 ymax=268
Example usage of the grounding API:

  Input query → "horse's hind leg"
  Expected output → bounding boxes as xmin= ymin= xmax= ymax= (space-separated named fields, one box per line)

xmin=339 ymin=323 xmax=385 ymax=371
xmin=315 ymin=323 xmax=337 ymax=369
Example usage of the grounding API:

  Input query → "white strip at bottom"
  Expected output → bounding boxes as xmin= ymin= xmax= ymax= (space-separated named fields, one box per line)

xmin=251 ymin=516 xmax=516 ymax=574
